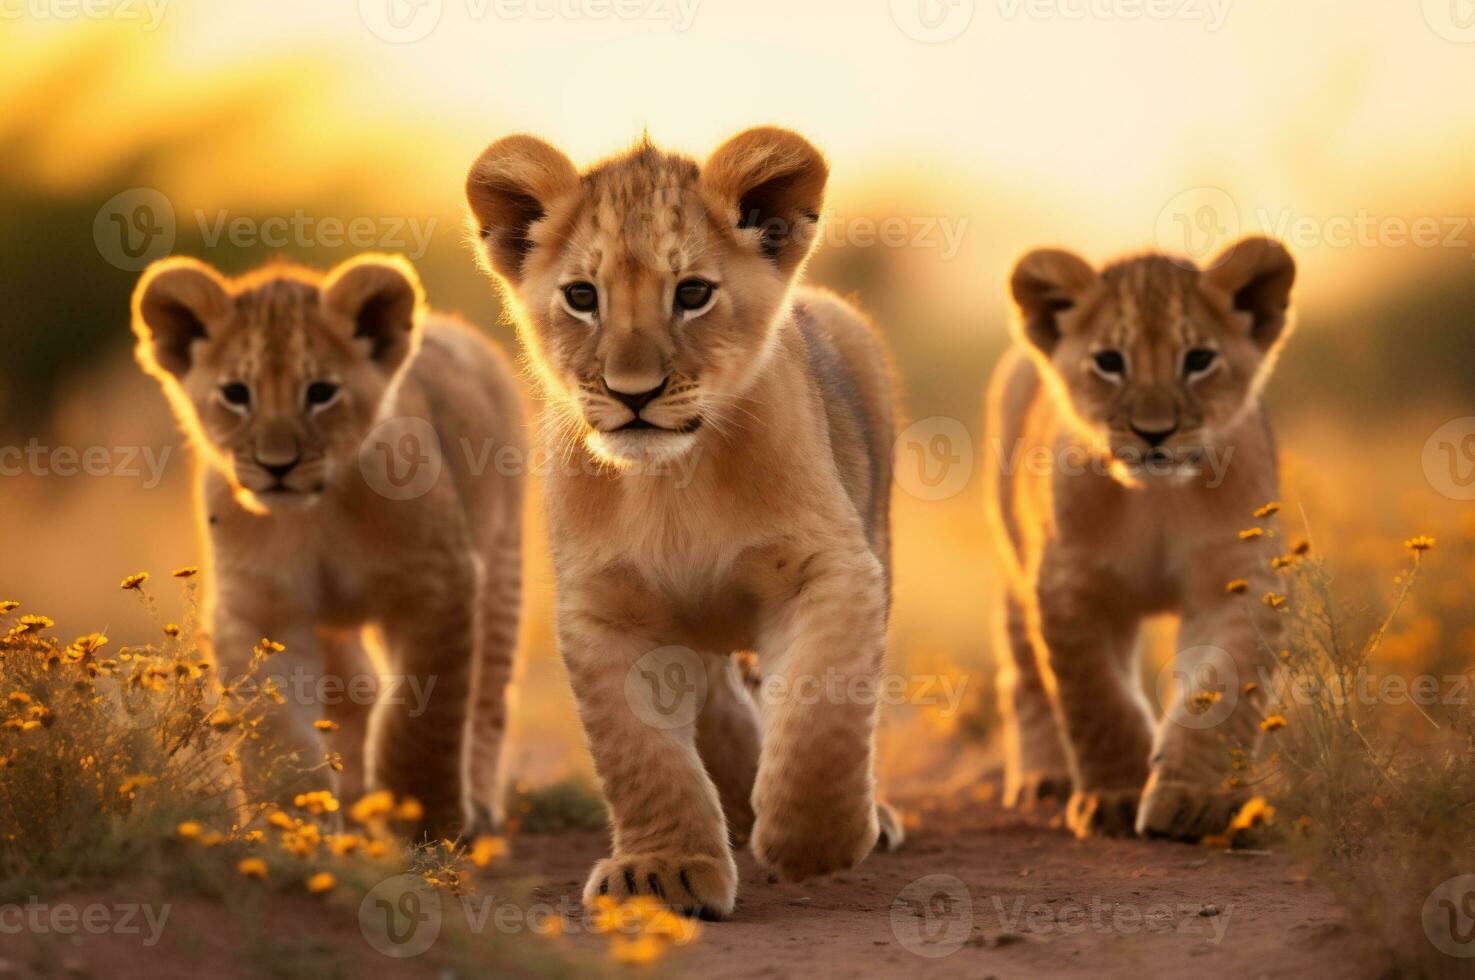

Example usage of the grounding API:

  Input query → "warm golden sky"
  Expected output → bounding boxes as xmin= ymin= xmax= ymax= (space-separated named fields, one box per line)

xmin=6 ymin=0 xmax=1475 ymax=311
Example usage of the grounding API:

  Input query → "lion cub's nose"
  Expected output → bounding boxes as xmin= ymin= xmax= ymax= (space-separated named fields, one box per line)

xmin=258 ymin=457 xmax=300 ymax=480
xmin=606 ymin=376 xmax=668 ymax=413
xmin=1130 ymin=423 xmax=1179 ymax=448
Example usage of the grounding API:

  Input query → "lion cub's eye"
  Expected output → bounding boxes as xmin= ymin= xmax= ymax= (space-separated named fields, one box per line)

xmin=305 ymin=381 xmax=340 ymax=408
xmin=1183 ymin=348 xmax=1218 ymax=376
xmin=1092 ymin=350 xmax=1127 ymax=377
xmin=563 ymin=282 xmax=598 ymax=314
xmin=220 ymin=382 xmax=251 ymax=409
xmin=674 ymin=278 xmax=714 ymax=312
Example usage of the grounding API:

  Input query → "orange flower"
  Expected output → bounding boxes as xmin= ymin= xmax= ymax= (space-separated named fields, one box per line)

xmin=313 ymin=719 xmax=339 ymax=732
xmin=237 ymin=858 xmax=268 ymax=880
xmin=469 ymin=835 xmax=509 ymax=868
xmin=1226 ymin=579 xmax=1249 ymax=595
xmin=1405 ymin=535 xmax=1436 ymax=554
xmin=1253 ymin=502 xmax=1281 ymax=518
xmin=1238 ymin=527 xmax=1265 ymax=541
xmin=171 ymin=566 xmax=199 ymax=578
xmin=305 ymin=872 xmax=336 ymax=894
xmin=176 ymin=821 xmax=203 ymax=840
xmin=1260 ymin=714 xmax=1287 ymax=732
xmin=1228 ymin=796 xmax=1275 ymax=832
xmin=1262 ymin=592 xmax=1287 ymax=609
xmin=120 ymin=572 xmax=150 ymax=591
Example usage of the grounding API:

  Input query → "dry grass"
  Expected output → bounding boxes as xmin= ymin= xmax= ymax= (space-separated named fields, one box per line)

xmin=1241 ymin=518 xmax=1475 ymax=978
xmin=0 ymin=579 xmax=691 ymax=975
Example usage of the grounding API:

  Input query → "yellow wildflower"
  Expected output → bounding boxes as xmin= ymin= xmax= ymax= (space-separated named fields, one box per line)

xmin=1238 ymin=527 xmax=1265 ymax=541
xmin=1262 ymin=592 xmax=1287 ymax=609
xmin=469 ymin=835 xmax=509 ymax=868
xmin=305 ymin=872 xmax=336 ymax=894
xmin=120 ymin=572 xmax=149 ymax=591
xmin=1228 ymin=796 xmax=1274 ymax=832
xmin=1225 ymin=579 xmax=1249 ymax=595
xmin=237 ymin=858 xmax=268 ymax=880
xmin=163 ymin=623 xmax=181 ymax=638
xmin=1260 ymin=714 xmax=1287 ymax=732
xmin=1291 ymin=538 xmax=1311 ymax=556
xmin=1253 ymin=502 xmax=1281 ymax=518
xmin=0 ymin=601 xmax=18 ymax=614
xmin=17 ymin=615 xmax=53 ymax=633
xmin=313 ymin=719 xmax=339 ymax=732
xmin=171 ymin=566 xmax=199 ymax=578
xmin=349 ymin=790 xmax=396 ymax=824
xmin=1405 ymin=535 xmax=1436 ymax=554
xmin=7 ymin=692 xmax=32 ymax=705
xmin=176 ymin=821 xmax=203 ymax=840
xmin=395 ymin=797 xmax=424 ymax=822
xmin=610 ymin=935 xmax=665 ymax=965
xmin=293 ymin=790 xmax=340 ymax=815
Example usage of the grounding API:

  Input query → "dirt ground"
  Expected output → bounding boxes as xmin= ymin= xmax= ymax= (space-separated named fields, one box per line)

xmin=0 ymin=789 xmax=1374 ymax=979
xmin=494 ymin=791 xmax=1374 ymax=980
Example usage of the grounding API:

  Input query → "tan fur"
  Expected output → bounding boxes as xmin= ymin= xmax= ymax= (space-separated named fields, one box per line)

xmin=985 ymin=238 xmax=1296 ymax=840
xmin=466 ymin=129 xmax=901 ymax=918
xmin=130 ymin=254 xmax=524 ymax=840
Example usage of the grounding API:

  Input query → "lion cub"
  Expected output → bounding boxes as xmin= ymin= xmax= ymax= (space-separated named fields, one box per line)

xmin=131 ymin=254 xmax=524 ymax=840
xmin=465 ymin=129 xmax=902 ymax=917
xmin=986 ymin=238 xmax=1296 ymax=841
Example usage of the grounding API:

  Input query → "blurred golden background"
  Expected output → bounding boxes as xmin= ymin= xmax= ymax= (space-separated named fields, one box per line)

xmin=3 ymin=1 xmax=1474 ymax=792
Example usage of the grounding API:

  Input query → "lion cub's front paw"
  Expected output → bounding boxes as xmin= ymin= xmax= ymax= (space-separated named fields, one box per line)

xmin=1136 ymin=777 xmax=1246 ymax=842
xmin=1066 ymin=787 xmax=1141 ymax=839
xmin=751 ymin=806 xmax=878 ymax=882
xmin=876 ymin=802 xmax=905 ymax=853
xmin=1003 ymin=770 xmax=1074 ymax=810
xmin=582 ymin=852 xmax=737 ymax=920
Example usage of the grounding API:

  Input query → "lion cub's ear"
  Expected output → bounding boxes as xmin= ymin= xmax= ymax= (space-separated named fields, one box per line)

xmin=466 ymin=135 xmax=580 ymax=285
xmin=702 ymin=127 xmax=828 ymax=276
xmin=320 ymin=254 xmax=425 ymax=374
xmin=1202 ymin=236 xmax=1296 ymax=351
xmin=1009 ymin=248 xmax=1099 ymax=355
xmin=132 ymin=257 xmax=232 ymax=379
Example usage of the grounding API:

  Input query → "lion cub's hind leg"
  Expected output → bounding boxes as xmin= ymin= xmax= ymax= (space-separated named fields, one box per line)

xmin=996 ymin=592 xmax=1074 ymax=808
xmin=695 ymin=652 xmax=762 ymax=844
